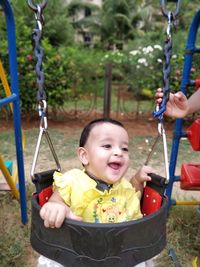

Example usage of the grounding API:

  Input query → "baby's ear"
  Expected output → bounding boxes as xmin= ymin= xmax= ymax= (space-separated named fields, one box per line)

xmin=77 ymin=147 xmax=89 ymax=165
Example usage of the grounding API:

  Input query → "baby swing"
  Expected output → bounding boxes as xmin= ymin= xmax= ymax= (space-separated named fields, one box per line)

xmin=28 ymin=0 xmax=180 ymax=266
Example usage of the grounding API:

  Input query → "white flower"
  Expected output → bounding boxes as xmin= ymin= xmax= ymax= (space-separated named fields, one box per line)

xmin=138 ymin=58 xmax=148 ymax=66
xmin=138 ymin=58 xmax=146 ymax=64
xmin=172 ymin=54 xmax=177 ymax=59
xmin=129 ymin=50 xmax=140 ymax=56
xmin=154 ymin=44 xmax=162 ymax=50
xmin=143 ymin=46 xmax=154 ymax=54
xmin=157 ymin=58 xmax=162 ymax=63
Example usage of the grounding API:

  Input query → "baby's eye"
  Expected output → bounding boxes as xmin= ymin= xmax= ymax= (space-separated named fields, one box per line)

xmin=102 ymin=144 xmax=111 ymax=149
xmin=122 ymin=147 xmax=129 ymax=152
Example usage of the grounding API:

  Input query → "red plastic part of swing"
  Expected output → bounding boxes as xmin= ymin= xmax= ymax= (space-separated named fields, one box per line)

xmin=180 ymin=163 xmax=200 ymax=190
xmin=187 ymin=119 xmax=200 ymax=151
xmin=195 ymin=76 xmax=200 ymax=90
xmin=142 ymin=186 xmax=163 ymax=216
xmin=38 ymin=186 xmax=53 ymax=206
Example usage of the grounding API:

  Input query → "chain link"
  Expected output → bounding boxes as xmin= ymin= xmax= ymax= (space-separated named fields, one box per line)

xmin=153 ymin=5 xmax=179 ymax=119
xmin=28 ymin=2 xmax=46 ymax=103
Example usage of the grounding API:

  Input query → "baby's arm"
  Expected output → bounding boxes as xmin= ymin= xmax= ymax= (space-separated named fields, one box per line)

xmin=40 ymin=190 xmax=82 ymax=228
xmin=130 ymin=165 xmax=154 ymax=192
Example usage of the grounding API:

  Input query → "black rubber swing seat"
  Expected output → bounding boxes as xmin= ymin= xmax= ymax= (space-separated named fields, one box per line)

xmin=30 ymin=170 xmax=168 ymax=267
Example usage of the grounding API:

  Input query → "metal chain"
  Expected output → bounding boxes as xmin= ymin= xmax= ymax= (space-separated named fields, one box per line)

xmin=28 ymin=1 xmax=47 ymax=104
xmin=28 ymin=1 xmax=61 ymax=178
xmin=148 ymin=0 xmax=181 ymax=182
xmin=157 ymin=12 xmax=173 ymax=119
xmin=153 ymin=1 xmax=181 ymax=119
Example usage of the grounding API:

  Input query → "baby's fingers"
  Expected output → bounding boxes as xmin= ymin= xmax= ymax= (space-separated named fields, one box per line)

xmin=40 ymin=205 xmax=47 ymax=220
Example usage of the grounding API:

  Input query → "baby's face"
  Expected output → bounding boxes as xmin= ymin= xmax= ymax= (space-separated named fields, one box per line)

xmin=83 ymin=123 xmax=130 ymax=184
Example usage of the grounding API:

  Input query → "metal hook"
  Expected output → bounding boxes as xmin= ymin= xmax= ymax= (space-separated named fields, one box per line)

xmin=160 ymin=0 xmax=181 ymax=19
xmin=166 ymin=11 xmax=173 ymax=39
xmin=38 ymin=100 xmax=47 ymax=129
xmin=27 ymin=0 xmax=47 ymax=12
xmin=34 ymin=5 xmax=43 ymax=32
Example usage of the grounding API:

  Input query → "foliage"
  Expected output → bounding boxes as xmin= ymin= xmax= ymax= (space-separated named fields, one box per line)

xmin=0 ymin=1 xmax=200 ymax=116
xmin=42 ymin=0 xmax=74 ymax=47
xmin=0 ymin=0 xmax=75 ymax=115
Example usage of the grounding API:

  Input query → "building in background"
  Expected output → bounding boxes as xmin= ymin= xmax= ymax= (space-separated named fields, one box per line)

xmin=66 ymin=0 xmax=102 ymax=46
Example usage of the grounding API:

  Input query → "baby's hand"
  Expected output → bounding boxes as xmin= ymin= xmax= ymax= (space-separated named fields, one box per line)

xmin=131 ymin=165 xmax=155 ymax=192
xmin=40 ymin=202 xmax=82 ymax=228
xmin=134 ymin=165 xmax=155 ymax=184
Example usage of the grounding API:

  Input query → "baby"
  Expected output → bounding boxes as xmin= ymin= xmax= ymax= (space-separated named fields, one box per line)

xmin=40 ymin=118 xmax=153 ymax=226
xmin=38 ymin=118 xmax=154 ymax=267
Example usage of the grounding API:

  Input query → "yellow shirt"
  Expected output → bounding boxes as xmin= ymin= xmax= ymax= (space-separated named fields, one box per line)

xmin=53 ymin=169 xmax=142 ymax=223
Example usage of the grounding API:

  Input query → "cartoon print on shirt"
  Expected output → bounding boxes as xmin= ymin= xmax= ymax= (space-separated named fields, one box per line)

xmin=93 ymin=196 xmax=130 ymax=223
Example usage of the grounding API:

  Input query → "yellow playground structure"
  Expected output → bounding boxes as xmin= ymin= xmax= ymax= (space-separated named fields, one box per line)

xmin=0 ymin=60 xmax=25 ymax=200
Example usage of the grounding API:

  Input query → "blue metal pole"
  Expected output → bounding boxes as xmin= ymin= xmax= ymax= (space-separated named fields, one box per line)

xmin=0 ymin=94 xmax=17 ymax=107
xmin=167 ymin=9 xmax=200 ymax=205
xmin=0 ymin=0 xmax=28 ymax=224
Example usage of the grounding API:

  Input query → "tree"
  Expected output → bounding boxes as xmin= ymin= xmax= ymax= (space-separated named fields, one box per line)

xmin=100 ymin=0 xmax=140 ymax=49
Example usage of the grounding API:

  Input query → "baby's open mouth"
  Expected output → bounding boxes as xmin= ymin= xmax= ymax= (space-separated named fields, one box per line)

xmin=108 ymin=162 xmax=121 ymax=170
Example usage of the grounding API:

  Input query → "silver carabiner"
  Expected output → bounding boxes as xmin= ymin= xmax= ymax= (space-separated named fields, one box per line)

xmin=160 ymin=0 xmax=181 ymax=19
xmin=38 ymin=100 xmax=48 ymax=130
xmin=166 ymin=11 xmax=173 ymax=40
xmin=35 ymin=5 xmax=43 ymax=33
xmin=27 ymin=0 xmax=47 ymax=12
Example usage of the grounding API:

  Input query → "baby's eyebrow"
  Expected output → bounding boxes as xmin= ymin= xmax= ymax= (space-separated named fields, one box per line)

xmin=99 ymin=136 xmax=129 ymax=144
xmin=122 ymin=141 xmax=129 ymax=146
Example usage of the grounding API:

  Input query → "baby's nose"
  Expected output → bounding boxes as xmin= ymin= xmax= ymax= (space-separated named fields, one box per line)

xmin=113 ymin=148 xmax=122 ymax=156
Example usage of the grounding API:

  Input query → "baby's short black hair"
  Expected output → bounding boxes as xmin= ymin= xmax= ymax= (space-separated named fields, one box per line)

xmin=79 ymin=118 xmax=125 ymax=147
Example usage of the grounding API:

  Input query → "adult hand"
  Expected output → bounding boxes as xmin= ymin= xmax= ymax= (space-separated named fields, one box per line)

xmin=156 ymin=88 xmax=189 ymax=118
